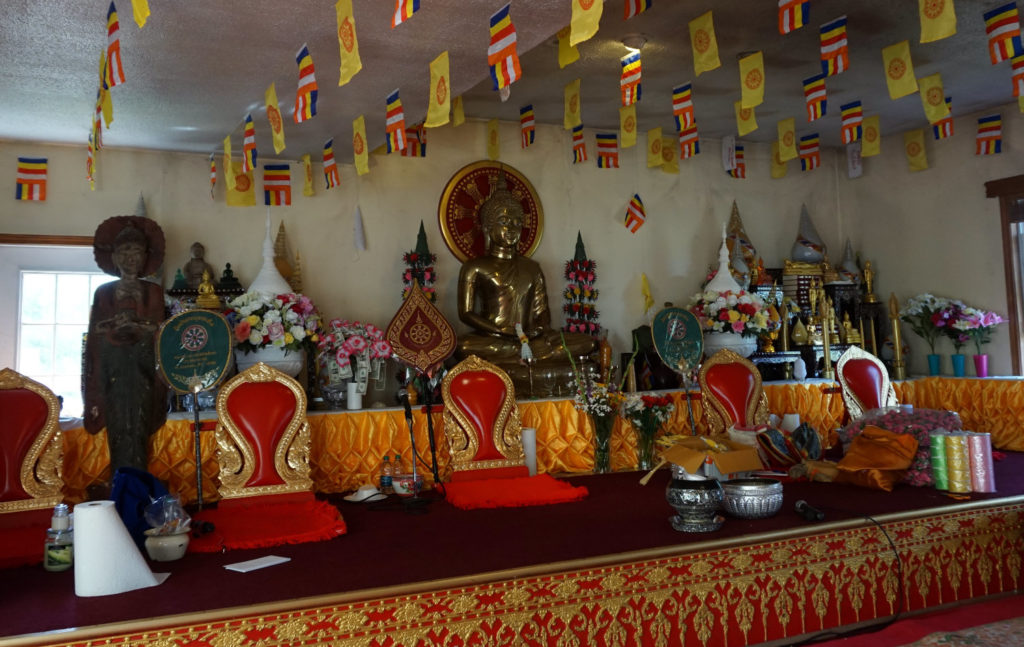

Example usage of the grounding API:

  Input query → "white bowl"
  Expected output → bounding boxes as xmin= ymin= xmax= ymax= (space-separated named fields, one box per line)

xmin=144 ymin=529 xmax=190 ymax=561
xmin=393 ymin=473 xmax=424 ymax=497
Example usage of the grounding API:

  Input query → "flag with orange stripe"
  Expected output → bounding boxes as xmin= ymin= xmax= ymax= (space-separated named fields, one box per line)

xmin=15 ymin=157 xmax=47 ymax=201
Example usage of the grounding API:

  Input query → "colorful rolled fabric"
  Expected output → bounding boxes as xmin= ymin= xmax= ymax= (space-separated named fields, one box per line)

xmin=968 ymin=432 xmax=996 ymax=493
xmin=929 ymin=430 xmax=949 ymax=490
xmin=944 ymin=433 xmax=971 ymax=494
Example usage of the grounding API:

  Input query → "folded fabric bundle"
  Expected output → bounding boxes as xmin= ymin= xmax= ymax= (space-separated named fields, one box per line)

xmin=835 ymin=425 xmax=919 ymax=491
xmin=189 ymin=493 xmax=346 ymax=553
xmin=444 ymin=474 xmax=588 ymax=510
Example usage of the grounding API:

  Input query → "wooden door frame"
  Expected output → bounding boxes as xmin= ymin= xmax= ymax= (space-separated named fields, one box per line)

xmin=0 ymin=233 xmax=93 ymax=246
xmin=985 ymin=174 xmax=1024 ymax=375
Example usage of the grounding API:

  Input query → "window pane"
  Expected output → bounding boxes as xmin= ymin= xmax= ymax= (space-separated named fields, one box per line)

xmin=20 ymin=273 xmax=56 ymax=324
xmin=56 ymin=274 xmax=92 ymax=324
xmin=51 ymin=375 xmax=84 ymax=418
xmin=54 ymin=324 xmax=87 ymax=375
xmin=90 ymin=274 xmax=115 ymax=296
xmin=19 ymin=324 xmax=54 ymax=374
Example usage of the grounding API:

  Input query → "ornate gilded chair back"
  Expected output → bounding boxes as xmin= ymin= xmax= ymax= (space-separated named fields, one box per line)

xmin=0 ymin=368 xmax=63 ymax=513
xmin=697 ymin=349 xmax=770 ymax=434
xmin=836 ymin=346 xmax=898 ymax=420
xmin=215 ymin=362 xmax=312 ymax=500
xmin=441 ymin=355 xmax=526 ymax=480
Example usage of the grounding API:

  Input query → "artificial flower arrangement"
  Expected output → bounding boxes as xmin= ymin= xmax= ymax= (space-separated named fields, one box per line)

xmin=563 ymin=258 xmax=600 ymax=336
xmin=687 ymin=288 xmax=775 ymax=337
xmin=899 ymin=293 xmax=949 ymax=354
xmin=619 ymin=393 xmax=676 ymax=435
xmin=401 ymin=250 xmax=437 ymax=302
xmin=227 ymin=292 xmax=321 ymax=355
xmin=950 ymin=305 xmax=1005 ymax=355
xmin=936 ymin=298 xmax=971 ymax=353
xmin=316 ymin=319 xmax=394 ymax=392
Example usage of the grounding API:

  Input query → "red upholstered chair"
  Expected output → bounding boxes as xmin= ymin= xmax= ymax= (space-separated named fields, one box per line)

xmin=697 ymin=349 xmax=770 ymax=435
xmin=214 ymin=363 xmax=312 ymax=500
xmin=0 ymin=368 xmax=63 ymax=514
xmin=837 ymin=346 xmax=898 ymax=420
xmin=441 ymin=355 xmax=528 ymax=482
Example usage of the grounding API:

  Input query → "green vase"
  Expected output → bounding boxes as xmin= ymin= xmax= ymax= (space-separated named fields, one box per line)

xmin=591 ymin=414 xmax=614 ymax=474
xmin=635 ymin=424 xmax=658 ymax=471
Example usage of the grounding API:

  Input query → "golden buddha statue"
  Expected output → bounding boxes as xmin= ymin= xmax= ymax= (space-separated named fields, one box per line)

xmin=195 ymin=269 xmax=221 ymax=309
xmin=456 ymin=176 xmax=595 ymax=394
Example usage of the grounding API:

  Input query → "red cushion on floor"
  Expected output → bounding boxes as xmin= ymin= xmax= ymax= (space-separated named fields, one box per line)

xmin=444 ymin=474 xmax=588 ymax=510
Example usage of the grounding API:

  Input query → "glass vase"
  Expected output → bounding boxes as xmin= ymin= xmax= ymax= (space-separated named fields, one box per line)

xmin=590 ymin=413 xmax=614 ymax=474
xmin=634 ymin=424 xmax=658 ymax=472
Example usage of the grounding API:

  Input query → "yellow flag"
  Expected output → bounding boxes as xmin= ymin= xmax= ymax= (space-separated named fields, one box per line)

xmin=689 ymin=11 xmax=721 ymax=76
xmin=646 ymin=128 xmax=663 ymax=168
xmin=130 ymin=0 xmax=150 ymax=28
xmin=777 ymin=118 xmax=797 ymax=162
xmin=265 ymin=83 xmax=286 ymax=154
xmin=882 ymin=41 xmax=918 ymax=99
xmin=226 ymin=161 xmax=254 ymax=207
xmin=861 ymin=115 xmax=881 ymax=157
xmin=641 ymin=273 xmax=655 ymax=315
xmin=919 ymin=0 xmax=956 ymax=43
xmin=353 ymin=115 xmax=369 ymax=176
xmin=557 ymin=26 xmax=579 ymax=68
xmin=735 ymin=101 xmax=757 ymax=136
xmin=487 ymin=119 xmax=500 ymax=160
xmin=918 ymin=73 xmax=950 ymax=124
xmin=97 ymin=51 xmax=113 ymax=127
xmin=739 ymin=51 xmax=765 ymax=108
xmin=569 ymin=0 xmax=603 ymax=46
xmin=426 ymin=51 xmax=450 ymax=128
xmin=771 ymin=142 xmax=788 ymax=179
xmin=1019 ymin=95 xmax=1024 ymax=113
xmin=904 ymin=129 xmax=928 ymax=172
xmin=619 ymin=104 xmax=637 ymax=148
xmin=452 ymin=95 xmax=465 ymax=127
xmin=302 ymin=154 xmax=314 ymax=197
xmin=336 ymin=0 xmax=362 ymax=86
xmin=564 ymin=78 xmax=582 ymax=130
xmin=222 ymin=135 xmax=235 ymax=192
xmin=661 ymin=136 xmax=678 ymax=174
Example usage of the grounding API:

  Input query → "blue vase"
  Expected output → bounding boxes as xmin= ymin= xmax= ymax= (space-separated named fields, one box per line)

xmin=951 ymin=354 xmax=966 ymax=377
xmin=927 ymin=353 xmax=941 ymax=376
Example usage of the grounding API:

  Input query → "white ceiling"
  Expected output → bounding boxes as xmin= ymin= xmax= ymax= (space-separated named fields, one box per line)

xmin=0 ymin=0 xmax=1017 ymax=160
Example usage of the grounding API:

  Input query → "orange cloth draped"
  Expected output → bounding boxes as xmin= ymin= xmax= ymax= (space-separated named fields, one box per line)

xmin=894 ymin=377 xmax=1024 ymax=451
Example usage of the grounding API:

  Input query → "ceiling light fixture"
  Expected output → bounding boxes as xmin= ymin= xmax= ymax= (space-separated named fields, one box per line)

xmin=622 ymin=34 xmax=647 ymax=53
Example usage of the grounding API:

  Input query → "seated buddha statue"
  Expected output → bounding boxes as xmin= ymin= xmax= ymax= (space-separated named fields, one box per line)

xmin=456 ymin=176 xmax=595 ymax=394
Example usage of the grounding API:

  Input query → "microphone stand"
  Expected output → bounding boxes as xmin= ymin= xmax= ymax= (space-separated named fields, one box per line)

xmin=399 ymin=389 xmax=430 ymax=514
xmin=421 ymin=374 xmax=442 ymax=488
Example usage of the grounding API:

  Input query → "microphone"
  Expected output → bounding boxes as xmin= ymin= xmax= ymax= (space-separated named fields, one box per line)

xmin=398 ymin=388 xmax=413 ymax=423
xmin=795 ymin=500 xmax=825 ymax=522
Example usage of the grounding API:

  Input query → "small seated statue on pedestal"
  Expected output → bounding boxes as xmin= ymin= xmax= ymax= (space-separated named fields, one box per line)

xmin=184 ymin=242 xmax=215 ymax=290
xmin=195 ymin=269 xmax=221 ymax=309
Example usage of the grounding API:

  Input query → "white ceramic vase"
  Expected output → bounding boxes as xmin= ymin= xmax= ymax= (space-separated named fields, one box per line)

xmin=235 ymin=345 xmax=304 ymax=377
xmin=703 ymin=331 xmax=759 ymax=359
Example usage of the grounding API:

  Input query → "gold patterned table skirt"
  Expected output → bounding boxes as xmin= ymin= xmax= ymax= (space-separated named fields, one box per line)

xmin=60 ymin=378 xmax=1024 ymax=504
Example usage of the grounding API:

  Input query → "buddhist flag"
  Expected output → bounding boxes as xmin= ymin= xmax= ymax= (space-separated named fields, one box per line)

xmin=977 ymin=114 xmax=1003 ymax=154
xmin=265 ymin=84 xmax=286 ymax=154
xmin=242 ymin=114 xmax=257 ymax=173
xmin=620 ymin=52 xmax=642 ymax=106
xmin=488 ymin=4 xmax=521 ymax=90
xmin=660 ymin=136 xmax=678 ymax=173
xmin=920 ymin=0 xmax=956 ymax=43
xmin=646 ymin=128 xmax=663 ymax=167
xmin=226 ymin=161 xmax=254 ymax=207
xmin=301 ymin=154 xmax=314 ymax=197
xmin=487 ymin=119 xmax=500 ymax=160
xmin=882 ymin=41 xmax=918 ymax=99
xmin=425 ymin=51 xmax=450 ymax=128
xmin=209 ymin=153 xmax=216 ymax=198
xmin=15 ymin=157 xmax=47 ymax=201
xmin=625 ymin=0 xmax=651 ymax=20
xmin=392 ymin=0 xmax=419 ymax=28
xmin=564 ymin=78 xmax=582 ymax=129
xmin=222 ymin=135 xmax=235 ymax=192
xmin=385 ymin=89 xmax=406 ymax=153
xmin=689 ymin=11 xmax=721 ymax=76
xmin=557 ymin=26 xmax=580 ymax=68
xmin=570 ymin=0 xmax=602 ymax=46
xmin=672 ymin=83 xmax=694 ymax=131
xmin=452 ymin=95 xmax=465 ymax=126
xmin=619 ymin=104 xmax=637 ymax=148
xmin=739 ymin=51 xmax=765 ymax=108
xmin=96 ymin=50 xmax=113 ymax=128
xmin=641 ymin=273 xmax=655 ymax=313
xmin=735 ymin=101 xmax=757 ymax=136
xmin=402 ymin=124 xmax=427 ymax=157
xmin=336 ymin=0 xmax=362 ymax=86
xmin=596 ymin=132 xmax=619 ymax=168
xmin=728 ymin=145 xmax=746 ymax=178
xmin=1013 ymin=54 xmax=1024 ymax=95
xmin=323 ymin=138 xmax=340 ymax=188
xmin=985 ymin=3 xmax=1023 ymax=64
xmin=932 ymin=98 xmax=954 ymax=139
xmin=840 ymin=101 xmax=863 ymax=143
xmin=263 ymin=164 xmax=291 ymax=206
xmin=679 ymin=123 xmax=700 ymax=159
xmin=130 ymin=0 xmax=149 ymax=28
xmin=572 ymin=125 xmax=587 ymax=163
xmin=820 ymin=16 xmax=849 ymax=76
xmin=294 ymin=44 xmax=318 ymax=123
xmin=918 ymin=73 xmax=950 ymax=123
xmin=353 ymin=115 xmax=369 ymax=175
xmin=799 ymin=134 xmax=820 ymax=171
xmin=862 ymin=115 xmax=881 ymax=156
xmin=520 ymin=105 xmax=535 ymax=148
xmin=904 ymin=129 xmax=928 ymax=171
xmin=803 ymin=73 xmax=827 ymax=121
xmin=87 ymin=134 xmax=96 ymax=191
xmin=105 ymin=3 xmax=126 ymax=88
xmin=625 ymin=194 xmax=646 ymax=233
xmin=779 ymin=0 xmax=810 ymax=35
xmin=771 ymin=142 xmax=788 ymax=178
xmin=1019 ymin=95 xmax=1024 ymax=112
xmin=778 ymin=118 xmax=797 ymax=162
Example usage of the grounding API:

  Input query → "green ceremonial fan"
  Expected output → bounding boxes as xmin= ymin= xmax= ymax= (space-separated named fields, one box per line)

xmin=651 ymin=307 xmax=703 ymax=434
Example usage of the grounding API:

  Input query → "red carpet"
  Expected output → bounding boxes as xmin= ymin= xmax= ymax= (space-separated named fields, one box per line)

xmin=188 ymin=494 xmax=346 ymax=553
xmin=444 ymin=473 xmax=589 ymax=510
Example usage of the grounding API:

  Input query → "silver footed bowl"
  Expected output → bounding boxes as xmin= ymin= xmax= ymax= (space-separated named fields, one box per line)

xmin=721 ymin=478 xmax=783 ymax=519
xmin=666 ymin=477 xmax=724 ymax=533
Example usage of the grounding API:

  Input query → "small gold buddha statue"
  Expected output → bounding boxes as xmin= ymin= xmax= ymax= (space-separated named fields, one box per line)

xmin=195 ymin=269 xmax=221 ymax=309
xmin=842 ymin=312 xmax=862 ymax=345
xmin=862 ymin=260 xmax=878 ymax=303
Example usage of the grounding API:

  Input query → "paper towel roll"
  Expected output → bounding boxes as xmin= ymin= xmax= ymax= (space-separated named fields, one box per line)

xmin=74 ymin=500 xmax=169 ymax=597
xmin=521 ymin=427 xmax=537 ymax=476
xmin=346 ymin=381 xmax=362 ymax=410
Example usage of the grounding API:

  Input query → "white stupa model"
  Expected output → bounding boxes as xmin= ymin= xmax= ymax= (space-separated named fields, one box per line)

xmin=248 ymin=212 xmax=292 ymax=297
xmin=705 ymin=223 xmax=744 ymax=295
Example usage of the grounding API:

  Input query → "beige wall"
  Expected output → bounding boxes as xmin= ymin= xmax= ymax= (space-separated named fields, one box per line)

xmin=3 ymin=108 xmax=1013 ymax=376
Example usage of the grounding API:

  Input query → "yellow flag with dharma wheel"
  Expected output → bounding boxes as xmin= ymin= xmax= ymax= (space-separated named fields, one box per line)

xmin=569 ymin=0 xmax=602 ymax=46
xmin=882 ymin=41 xmax=918 ymax=99
xmin=426 ymin=51 xmax=450 ymax=128
xmin=265 ymin=83 xmax=286 ymax=154
xmin=222 ymin=135 xmax=235 ymax=192
xmin=564 ymin=78 xmax=582 ymax=130
xmin=302 ymin=154 xmax=314 ymax=197
xmin=777 ymin=118 xmax=797 ymax=162
xmin=771 ymin=142 xmax=788 ymax=179
xmin=226 ymin=161 xmax=254 ymax=207
xmin=619 ymin=104 xmax=637 ymax=148
xmin=739 ymin=51 xmax=765 ymax=108
xmin=336 ymin=0 xmax=362 ymax=86
xmin=861 ymin=115 xmax=881 ymax=157
xmin=661 ymin=136 xmax=678 ymax=174
xmin=452 ymin=95 xmax=465 ymax=126
xmin=557 ymin=25 xmax=579 ymax=68
xmin=352 ymin=115 xmax=369 ymax=176
xmin=735 ymin=101 xmax=758 ymax=136
xmin=904 ymin=129 xmax=928 ymax=172
xmin=919 ymin=0 xmax=956 ymax=44
xmin=918 ymin=73 xmax=950 ymax=124
xmin=487 ymin=119 xmax=500 ymax=160
xmin=646 ymin=127 xmax=663 ymax=168
xmin=689 ymin=11 xmax=721 ymax=76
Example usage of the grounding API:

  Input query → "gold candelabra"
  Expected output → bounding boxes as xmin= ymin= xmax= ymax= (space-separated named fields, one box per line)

xmin=889 ymin=292 xmax=907 ymax=380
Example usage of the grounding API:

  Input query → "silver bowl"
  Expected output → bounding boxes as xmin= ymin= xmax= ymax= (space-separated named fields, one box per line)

xmin=721 ymin=478 xmax=783 ymax=519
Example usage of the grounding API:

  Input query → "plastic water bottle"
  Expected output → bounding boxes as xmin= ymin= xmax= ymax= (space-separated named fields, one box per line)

xmin=380 ymin=455 xmax=393 ymax=494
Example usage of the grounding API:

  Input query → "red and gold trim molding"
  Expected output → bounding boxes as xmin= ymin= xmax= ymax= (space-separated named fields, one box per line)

xmin=14 ymin=500 xmax=1023 ymax=647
